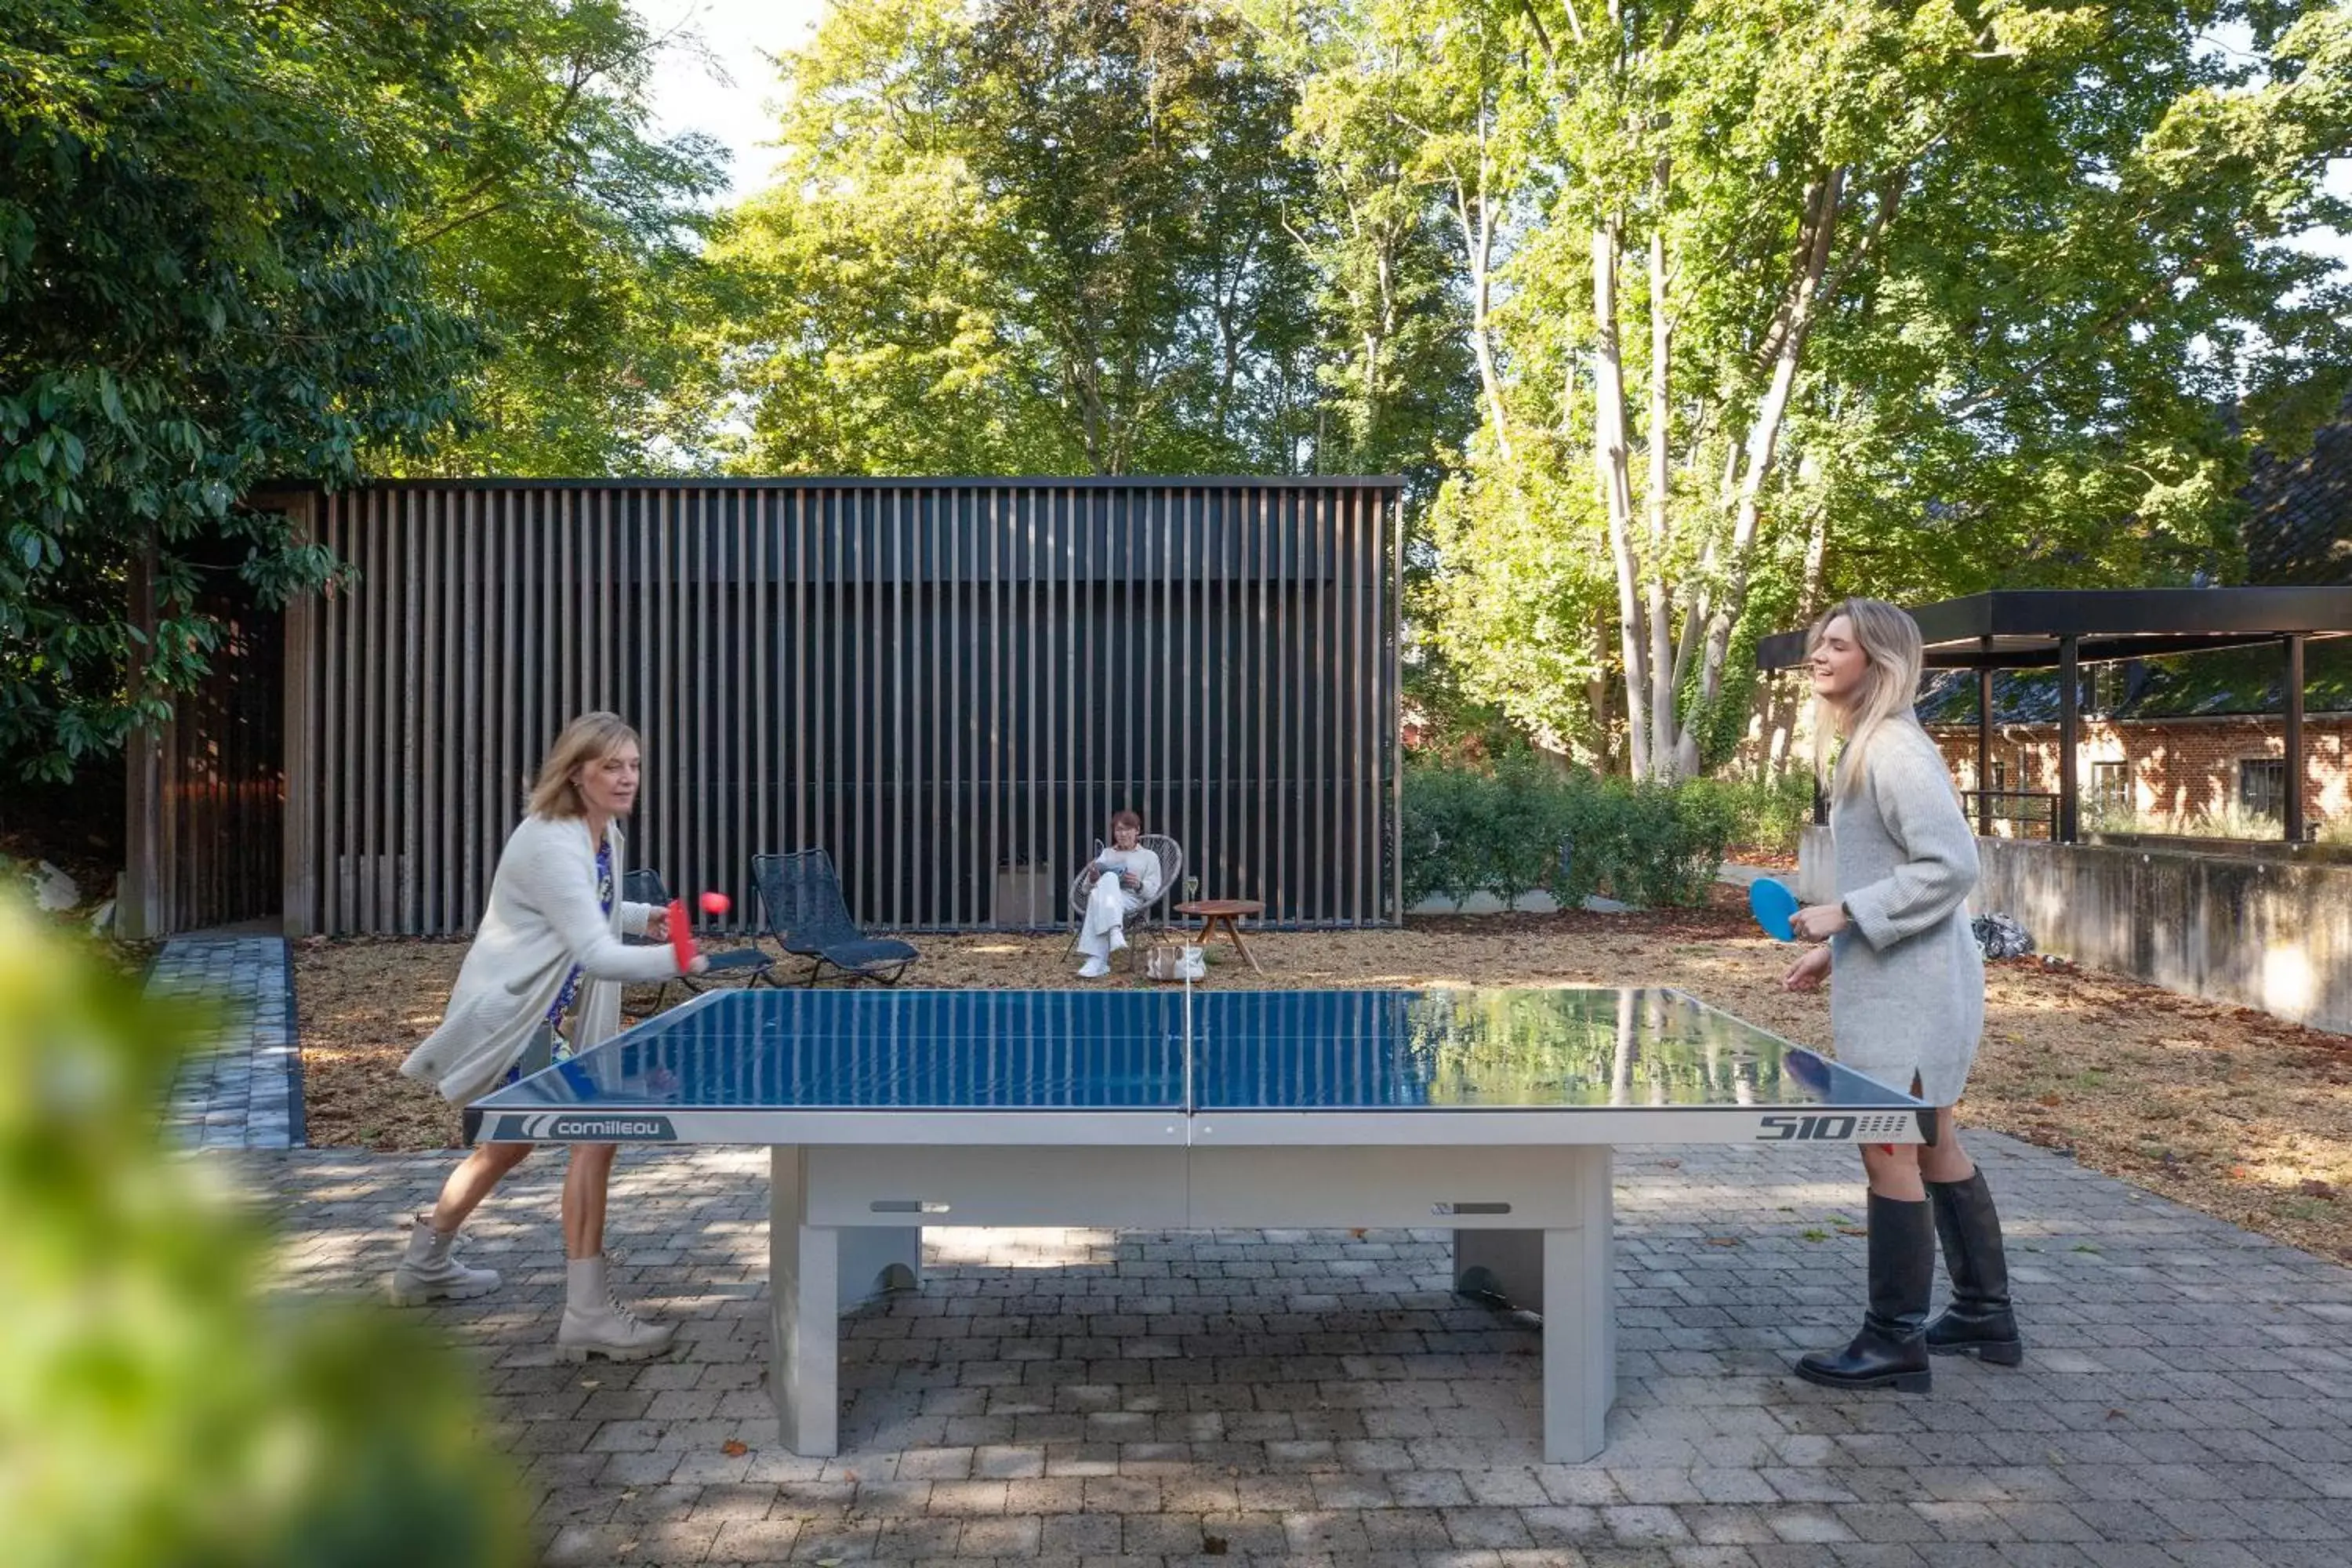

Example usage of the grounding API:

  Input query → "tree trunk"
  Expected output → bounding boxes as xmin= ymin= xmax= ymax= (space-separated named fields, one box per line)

xmin=1693 ymin=166 xmax=1845 ymax=726
xmin=1645 ymin=163 xmax=1677 ymax=780
xmin=1457 ymin=180 xmax=1512 ymax=462
xmin=1592 ymin=218 xmax=1647 ymax=776
xmin=1766 ymin=499 xmax=1831 ymax=776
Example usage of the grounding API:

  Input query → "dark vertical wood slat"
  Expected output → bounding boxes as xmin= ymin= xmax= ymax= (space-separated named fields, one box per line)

xmin=672 ymin=486 xmax=692 ymax=892
xmin=1976 ymin=639 xmax=1994 ymax=837
xmin=1313 ymin=488 xmax=1330 ymax=921
xmin=444 ymin=488 xmax=463 ymax=930
xmin=1341 ymin=488 xmax=1359 ymax=921
xmin=499 ymin=489 xmax=521 ymax=863
xmin=281 ymin=493 xmax=320 ymax=937
xmin=2057 ymin=633 xmax=2080 ymax=844
xmin=854 ymin=487 xmax=873 ymax=920
xmin=750 ymin=491 xmax=770 ymax=921
xmin=1058 ymin=486 xmax=1075 ymax=924
xmin=734 ymin=488 xmax=751 ymax=926
xmin=930 ymin=488 xmax=946 ymax=924
xmin=1080 ymin=491 xmax=1096 ymax=888
xmin=946 ymin=491 xmax=963 ymax=924
xmin=1361 ymin=486 xmax=1374 ymax=920
xmin=792 ymin=490 xmax=809 ymax=865
xmin=337 ymin=491 xmax=359 ymax=931
xmin=1031 ymin=488 xmax=1045 ymax=925
xmin=693 ymin=487 xmax=712 ymax=899
xmin=1179 ymin=487 xmax=1196 ymax=895
xmin=2285 ymin=633 xmax=2307 ymax=844
xmin=821 ymin=488 xmax=839 ymax=907
xmin=986 ymin=488 xmax=1002 ymax=928
xmin=872 ymin=488 xmax=888 ymax=921
xmin=360 ymin=489 xmax=383 ymax=931
xmin=1256 ymin=488 xmax=1275 ymax=921
xmin=400 ymin=490 xmax=420 ymax=933
xmin=462 ymin=491 xmax=485 ymax=923
xmin=1374 ymin=493 xmax=1392 ymax=921
xmin=891 ymin=488 xmax=909 ymax=927
xmin=1275 ymin=488 xmax=1295 ymax=921
xmin=419 ymin=488 xmax=440 ymax=931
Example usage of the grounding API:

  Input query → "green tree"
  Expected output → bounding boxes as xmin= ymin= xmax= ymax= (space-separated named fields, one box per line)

xmin=1 ymin=0 xmax=477 ymax=781
xmin=1298 ymin=0 xmax=2352 ymax=773
xmin=0 ymin=0 xmax=725 ymax=782
xmin=390 ymin=0 xmax=729 ymax=476
xmin=714 ymin=0 xmax=1451 ymax=478
xmin=0 ymin=895 xmax=526 ymax=1566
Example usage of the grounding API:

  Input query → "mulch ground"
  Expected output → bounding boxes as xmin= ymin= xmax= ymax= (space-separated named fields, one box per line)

xmin=292 ymin=881 xmax=2352 ymax=1265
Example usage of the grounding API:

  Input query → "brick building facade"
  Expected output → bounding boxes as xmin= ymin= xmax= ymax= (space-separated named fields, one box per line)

xmin=1925 ymin=714 xmax=2352 ymax=836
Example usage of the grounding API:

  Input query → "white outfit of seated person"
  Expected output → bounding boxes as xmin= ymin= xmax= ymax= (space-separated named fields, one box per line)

xmin=1076 ymin=842 xmax=1163 ymax=973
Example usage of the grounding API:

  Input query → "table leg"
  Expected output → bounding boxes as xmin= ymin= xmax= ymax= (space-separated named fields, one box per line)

xmin=1542 ymin=1146 xmax=1615 ymax=1462
xmin=1222 ymin=915 xmax=1265 ymax=975
xmin=1448 ymin=1149 xmax=1613 ymax=1462
xmin=770 ymin=1145 xmax=840 ymax=1456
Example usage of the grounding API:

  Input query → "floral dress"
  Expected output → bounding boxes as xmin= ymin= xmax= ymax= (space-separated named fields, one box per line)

xmin=502 ymin=835 xmax=613 ymax=1085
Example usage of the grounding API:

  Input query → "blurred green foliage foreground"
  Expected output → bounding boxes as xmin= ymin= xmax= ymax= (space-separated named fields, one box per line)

xmin=0 ymin=895 xmax=528 ymax=1567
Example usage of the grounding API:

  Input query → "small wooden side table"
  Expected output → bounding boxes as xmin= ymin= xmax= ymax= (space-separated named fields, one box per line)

xmin=1173 ymin=898 xmax=1266 ymax=975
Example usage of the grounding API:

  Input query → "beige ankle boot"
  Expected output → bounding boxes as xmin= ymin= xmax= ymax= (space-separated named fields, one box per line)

xmin=386 ymin=1213 xmax=501 ymax=1305
xmin=557 ymin=1254 xmax=676 ymax=1362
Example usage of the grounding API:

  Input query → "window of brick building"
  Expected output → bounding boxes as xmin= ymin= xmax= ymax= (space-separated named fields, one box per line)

xmin=2238 ymin=758 xmax=2286 ymax=822
xmin=2092 ymin=760 xmax=2129 ymax=815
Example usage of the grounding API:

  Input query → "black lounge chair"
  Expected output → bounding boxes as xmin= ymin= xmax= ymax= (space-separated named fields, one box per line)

xmin=621 ymin=867 xmax=774 ymax=1008
xmin=751 ymin=850 xmax=920 ymax=986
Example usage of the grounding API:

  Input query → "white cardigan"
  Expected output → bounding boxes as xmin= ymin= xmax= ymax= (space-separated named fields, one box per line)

xmin=401 ymin=814 xmax=682 ymax=1105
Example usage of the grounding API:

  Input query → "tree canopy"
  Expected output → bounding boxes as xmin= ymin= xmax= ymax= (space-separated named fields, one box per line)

xmin=5 ymin=0 xmax=2351 ymax=782
xmin=0 ymin=0 xmax=719 ymax=781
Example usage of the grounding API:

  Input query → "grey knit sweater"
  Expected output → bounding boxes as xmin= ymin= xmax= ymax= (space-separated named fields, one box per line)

xmin=1828 ymin=717 xmax=1987 ymax=1105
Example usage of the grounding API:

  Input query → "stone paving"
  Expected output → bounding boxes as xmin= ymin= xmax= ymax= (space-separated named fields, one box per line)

xmin=253 ymin=1130 xmax=2352 ymax=1567
xmin=158 ymin=934 xmax=297 ymax=1149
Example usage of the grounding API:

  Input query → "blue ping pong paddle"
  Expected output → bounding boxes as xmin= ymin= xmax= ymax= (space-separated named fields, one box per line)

xmin=1748 ymin=877 xmax=1799 ymax=941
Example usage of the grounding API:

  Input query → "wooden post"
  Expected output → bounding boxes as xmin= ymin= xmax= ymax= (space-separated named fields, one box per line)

xmin=279 ymin=490 xmax=321 ymax=935
xmin=121 ymin=528 xmax=169 ymax=938
xmin=2056 ymin=634 xmax=2081 ymax=844
xmin=2285 ymin=633 xmax=2306 ymax=844
xmin=1976 ymin=637 xmax=1994 ymax=837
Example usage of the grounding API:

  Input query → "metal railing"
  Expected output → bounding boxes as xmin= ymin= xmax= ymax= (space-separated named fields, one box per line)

xmin=1962 ymin=789 xmax=2057 ymax=840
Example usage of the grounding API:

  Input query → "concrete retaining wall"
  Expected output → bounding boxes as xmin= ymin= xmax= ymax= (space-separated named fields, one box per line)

xmin=1798 ymin=826 xmax=2352 ymax=1035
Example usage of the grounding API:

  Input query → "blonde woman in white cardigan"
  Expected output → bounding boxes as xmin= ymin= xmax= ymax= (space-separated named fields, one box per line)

xmin=388 ymin=712 xmax=706 ymax=1362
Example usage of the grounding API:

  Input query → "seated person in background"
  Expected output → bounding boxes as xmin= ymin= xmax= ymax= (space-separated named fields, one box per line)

xmin=1074 ymin=809 xmax=1162 ymax=978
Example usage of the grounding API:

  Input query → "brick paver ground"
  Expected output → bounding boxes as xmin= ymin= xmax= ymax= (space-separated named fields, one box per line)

xmin=256 ymin=1132 xmax=2352 ymax=1566
xmin=158 ymin=934 xmax=296 ymax=1149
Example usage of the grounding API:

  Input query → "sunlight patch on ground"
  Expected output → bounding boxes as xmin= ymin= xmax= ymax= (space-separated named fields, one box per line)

xmin=922 ymin=1226 xmax=1118 ymax=1267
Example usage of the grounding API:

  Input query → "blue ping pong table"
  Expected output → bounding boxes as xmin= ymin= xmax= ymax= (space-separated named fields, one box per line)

xmin=470 ymin=985 xmax=1927 ymax=1462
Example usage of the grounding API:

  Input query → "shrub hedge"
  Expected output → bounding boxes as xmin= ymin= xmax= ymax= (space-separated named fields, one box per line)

xmin=1401 ymin=755 xmax=1809 ymax=909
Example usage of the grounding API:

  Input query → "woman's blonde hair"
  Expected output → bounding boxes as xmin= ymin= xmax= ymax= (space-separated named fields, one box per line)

xmin=1808 ymin=597 xmax=1926 ymax=801
xmin=528 ymin=712 xmax=641 ymax=819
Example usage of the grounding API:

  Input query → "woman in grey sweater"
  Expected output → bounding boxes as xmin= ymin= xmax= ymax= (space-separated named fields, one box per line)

xmin=1781 ymin=598 xmax=2022 ymax=1390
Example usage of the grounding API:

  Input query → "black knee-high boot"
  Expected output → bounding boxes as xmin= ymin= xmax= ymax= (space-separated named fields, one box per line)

xmin=1796 ymin=1192 xmax=1934 ymax=1392
xmin=1925 ymin=1169 xmax=2023 ymax=1366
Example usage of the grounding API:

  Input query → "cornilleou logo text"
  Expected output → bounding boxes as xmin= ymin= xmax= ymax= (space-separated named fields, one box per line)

xmin=488 ymin=1112 xmax=678 ymax=1142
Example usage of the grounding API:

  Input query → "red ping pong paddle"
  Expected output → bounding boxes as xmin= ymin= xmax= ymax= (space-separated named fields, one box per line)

xmin=666 ymin=898 xmax=696 ymax=971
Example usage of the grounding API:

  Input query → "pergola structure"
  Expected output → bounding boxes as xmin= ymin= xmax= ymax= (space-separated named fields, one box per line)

xmin=1755 ymin=587 xmax=2352 ymax=843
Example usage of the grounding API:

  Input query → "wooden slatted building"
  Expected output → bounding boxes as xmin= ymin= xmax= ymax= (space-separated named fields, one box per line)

xmin=214 ymin=477 xmax=1401 ymax=938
